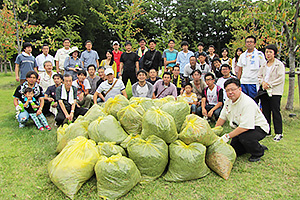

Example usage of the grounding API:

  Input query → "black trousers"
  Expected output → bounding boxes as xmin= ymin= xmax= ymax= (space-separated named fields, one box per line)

xmin=230 ymin=126 xmax=267 ymax=157
xmin=55 ymin=106 xmax=88 ymax=126
xmin=42 ymin=100 xmax=52 ymax=116
xmin=260 ymin=94 xmax=282 ymax=134
xmin=122 ymin=71 xmax=137 ymax=87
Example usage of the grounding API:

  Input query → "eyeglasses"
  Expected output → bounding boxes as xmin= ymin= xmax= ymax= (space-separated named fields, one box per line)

xmin=205 ymin=79 xmax=214 ymax=81
xmin=225 ymin=87 xmax=239 ymax=93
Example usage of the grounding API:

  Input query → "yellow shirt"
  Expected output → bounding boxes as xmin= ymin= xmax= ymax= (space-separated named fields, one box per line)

xmin=181 ymin=92 xmax=197 ymax=104
xmin=100 ymin=59 xmax=117 ymax=78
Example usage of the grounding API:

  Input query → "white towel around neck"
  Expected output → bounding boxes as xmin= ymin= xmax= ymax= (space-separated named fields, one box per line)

xmin=61 ymin=84 xmax=75 ymax=105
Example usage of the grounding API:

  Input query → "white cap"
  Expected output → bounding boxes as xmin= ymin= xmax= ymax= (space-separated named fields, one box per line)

xmin=105 ymin=68 xmax=114 ymax=75
xmin=113 ymin=41 xmax=120 ymax=46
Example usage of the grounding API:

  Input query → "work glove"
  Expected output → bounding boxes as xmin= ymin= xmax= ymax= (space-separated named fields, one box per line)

xmin=220 ymin=134 xmax=230 ymax=143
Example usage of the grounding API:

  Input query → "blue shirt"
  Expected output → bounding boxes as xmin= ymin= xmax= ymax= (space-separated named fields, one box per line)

xmin=162 ymin=49 xmax=178 ymax=68
xmin=80 ymin=50 xmax=99 ymax=70
xmin=15 ymin=53 xmax=37 ymax=80
xmin=176 ymin=50 xmax=194 ymax=74
xmin=64 ymin=56 xmax=83 ymax=80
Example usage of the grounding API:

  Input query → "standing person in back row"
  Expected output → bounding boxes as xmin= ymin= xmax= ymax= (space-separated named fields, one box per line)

xmin=237 ymin=36 xmax=266 ymax=100
xmin=15 ymin=42 xmax=37 ymax=84
xmin=55 ymin=38 xmax=72 ymax=74
xmin=119 ymin=41 xmax=139 ymax=87
xmin=35 ymin=44 xmax=55 ymax=74
xmin=163 ymin=39 xmax=178 ymax=72
xmin=112 ymin=41 xmax=123 ymax=78
xmin=80 ymin=40 xmax=100 ymax=70
xmin=257 ymin=44 xmax=285 ymax=142
xmin=176 ymin=41 xmax=194 ymax=75
xmin=142 ymin=39 xmax=162 ymax=73
xmin=136 ymin=38 xmax=148 ymax=68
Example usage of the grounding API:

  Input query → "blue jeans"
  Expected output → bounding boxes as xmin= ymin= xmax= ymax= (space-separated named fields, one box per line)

xmin=18 ymin=110 xmax=29 ymax=124
xmin=197 ymin=105 xmax=222 ymax=119
xmin=241 ymin=84 xmax=257 ymax=99
xmin=191 ymin=104 xmax=197 ymax=113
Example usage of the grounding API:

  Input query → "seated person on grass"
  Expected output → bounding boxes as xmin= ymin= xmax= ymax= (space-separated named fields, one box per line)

xmin=55 ymin=74 xmax=88 ymax=126
xmin=152 ymin=72 xmax=177 ymax=99
xmin=199 ymin=73 xmax=223 ymax=120
xmin=72 ymin=70 xmax=93 ymax=108
xmin=93 ymin=68 xmax=127 ymax=103
xmin=172 ymin=65 xmax=185 ymax=96
xmin=146 ymin=68 xmax=161 ymax=85
xmin=180 ymin=83 xmax=197 ymax=114
xmin=44 ymin=73 xmax=63 ymax=116
xmin=22 ymin=87 xmax=51 ymax=131
xmin=13 ymin=71 xmax=44 ymax=128
xmin=132 ymin=69 xmax=153 ymax=98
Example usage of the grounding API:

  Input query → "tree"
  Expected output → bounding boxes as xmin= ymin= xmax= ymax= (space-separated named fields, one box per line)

xmin=0 ymin=4 xmax=15 ymax=73
xmin=91 ymin=0 xmax=145 ymax=51
xmin=5 ymin=0 xmax=40 ymax=54
xmin=224 ymin=0 xmax=300 ymax=110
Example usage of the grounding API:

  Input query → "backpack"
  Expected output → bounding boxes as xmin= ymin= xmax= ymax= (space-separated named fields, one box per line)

xmin=203 ymin=85 xmax=221 ymax=104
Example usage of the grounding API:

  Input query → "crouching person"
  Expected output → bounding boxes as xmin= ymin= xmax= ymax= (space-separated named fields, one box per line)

xmin=55 ymin=74 xmax=88 ymax=126
xmin=215 ymin=78 xmax=269 ymax=162
xmin=13 ymin=71 xmax=44 ymax=128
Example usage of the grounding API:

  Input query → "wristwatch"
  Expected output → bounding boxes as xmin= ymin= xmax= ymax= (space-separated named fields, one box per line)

xmin=224 ymin=134 xmax=230 ymax=139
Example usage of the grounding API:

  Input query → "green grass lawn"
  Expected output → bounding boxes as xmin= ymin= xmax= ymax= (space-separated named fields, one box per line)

xmin=0 ymin=73 xmax=299 ymax=199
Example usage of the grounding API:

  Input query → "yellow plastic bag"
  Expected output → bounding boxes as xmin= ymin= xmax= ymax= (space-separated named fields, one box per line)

xmin=141 ymin=107 xmax=178 ymax=144
xmin=127 ymin=135 xmax=168 ymax=182
xmin=56 ymin=124 xmax=69 ymax=144
xmin=48 ymin=136 xmax=99 ymax=199
xmin=160 ymin=101 xmax=190 ymax=133
xmin=129 ymin=97 xmax=154 ymax=111
xmin=88 ymin=115 xmax=128 ymax=144
xmin=56 ymin=121 xmax=89 ymax=153
xmin=120 ymin=134 xmax=141 ymax=149
xmin=98 ymin=142 xmax=127 ymax=157
xmin=211 ymin=126 xmax=224 ymax=137
xmin=179 ymin=114 xmax=218 ymax=146
xmin=163 ymin=140 xmax=210 ymax=182
xmin=83 ymin=104 xmax=107 ymax=122
xmin=95 ymin=153 xmax=141 ymax=199
xmin=117 ymin=104 xmax=145 ymax=135
xmin=104 ymin=94 xmax=129 ymax=118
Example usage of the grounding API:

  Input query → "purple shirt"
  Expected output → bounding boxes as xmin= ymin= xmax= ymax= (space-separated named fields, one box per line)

xmin=153 ymin=79 xmax=177 ymax=99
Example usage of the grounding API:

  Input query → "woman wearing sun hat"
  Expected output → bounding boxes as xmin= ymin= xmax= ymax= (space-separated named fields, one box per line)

xmin=64 ymin=46 xmax=83 ymax=80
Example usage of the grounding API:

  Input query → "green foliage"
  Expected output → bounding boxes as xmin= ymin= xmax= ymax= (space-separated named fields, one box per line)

xmin=35 ymin=15 xmax=83 ymax=51
xmin=91 ymin=0 xmax=144 ymax=51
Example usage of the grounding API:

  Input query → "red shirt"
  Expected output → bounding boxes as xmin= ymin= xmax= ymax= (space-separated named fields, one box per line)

xmin=113 ymin=50 xmax=123 ymax=72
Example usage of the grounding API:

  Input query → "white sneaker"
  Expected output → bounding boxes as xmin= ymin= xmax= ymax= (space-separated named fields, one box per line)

xmin=273 ymin=134 xmax=283 ymax=142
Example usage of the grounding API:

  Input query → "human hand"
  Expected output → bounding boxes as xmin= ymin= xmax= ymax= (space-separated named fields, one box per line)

xmin=52 ymin=102 xmax=57 ymax=108
xmin=158 ymin=69 xmax=162 ymax=76
xmin=262 ymin=82 xmax=269 ymax=90
xmin=208 ymin=110 xmax=214 ymax=118
xmin=69 ymin=112 xmax=74 ymax=121
xmin=48 ymin=98 xmax=54 ymax=102
xmin=220 ymin=134 xmax=230 ymax=143
xmin=78 ymin=93 xmax=84 ymax=101
xmin=16 ymin=76 xmax=20 ymax=82
xmin=202 ymin=109 xmax=207 ymax=117
xmin=36 ymin=109 xmax=42 ymax=116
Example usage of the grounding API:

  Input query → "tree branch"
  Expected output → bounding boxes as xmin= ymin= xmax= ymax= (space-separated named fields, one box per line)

xmin=293 ymin=0 xmax=300 ymax=34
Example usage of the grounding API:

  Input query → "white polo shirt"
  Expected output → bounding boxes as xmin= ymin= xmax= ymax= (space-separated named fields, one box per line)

xmin=219 ymin=92 xmax=269 ymax=133
xmin=96 ymin=78 xmax=125 ymax=101
xmin=54 ymin=47 xmax=72 ymax=70
xmin=35 ymin=53 xmax=55 ymax=72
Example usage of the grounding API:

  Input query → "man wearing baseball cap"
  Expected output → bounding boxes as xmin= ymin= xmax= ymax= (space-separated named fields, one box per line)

xmin=112 ymin=41 xmax=123 ymax=78
xmin=93 ymin=68 xmax=127 ymax=103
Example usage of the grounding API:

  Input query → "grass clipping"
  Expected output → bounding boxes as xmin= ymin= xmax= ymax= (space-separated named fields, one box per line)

xmin=206 ymin=139 xmax=236 ymax=180
xmin=48 ymin=136 xmax=99 ymax=199
xmin=95 ymin=153 xmax=141 ymax=199
xmin=163 ymin=140 xmax=210 ymax=182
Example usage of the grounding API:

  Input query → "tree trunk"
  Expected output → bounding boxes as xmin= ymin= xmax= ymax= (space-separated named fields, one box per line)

xmin=285 ymin=44 xmax=296 ymax=110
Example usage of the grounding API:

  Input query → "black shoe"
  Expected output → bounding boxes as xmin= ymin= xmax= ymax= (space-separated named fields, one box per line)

xmin=248 ymin=155 xmax=262 ymax=162
xmin=261 ymin=145 xmax=268 ymax=151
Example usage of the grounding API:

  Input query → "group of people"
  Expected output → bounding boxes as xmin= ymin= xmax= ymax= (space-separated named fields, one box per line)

xmin=13 ymin=35 xmax=285 ymax=162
